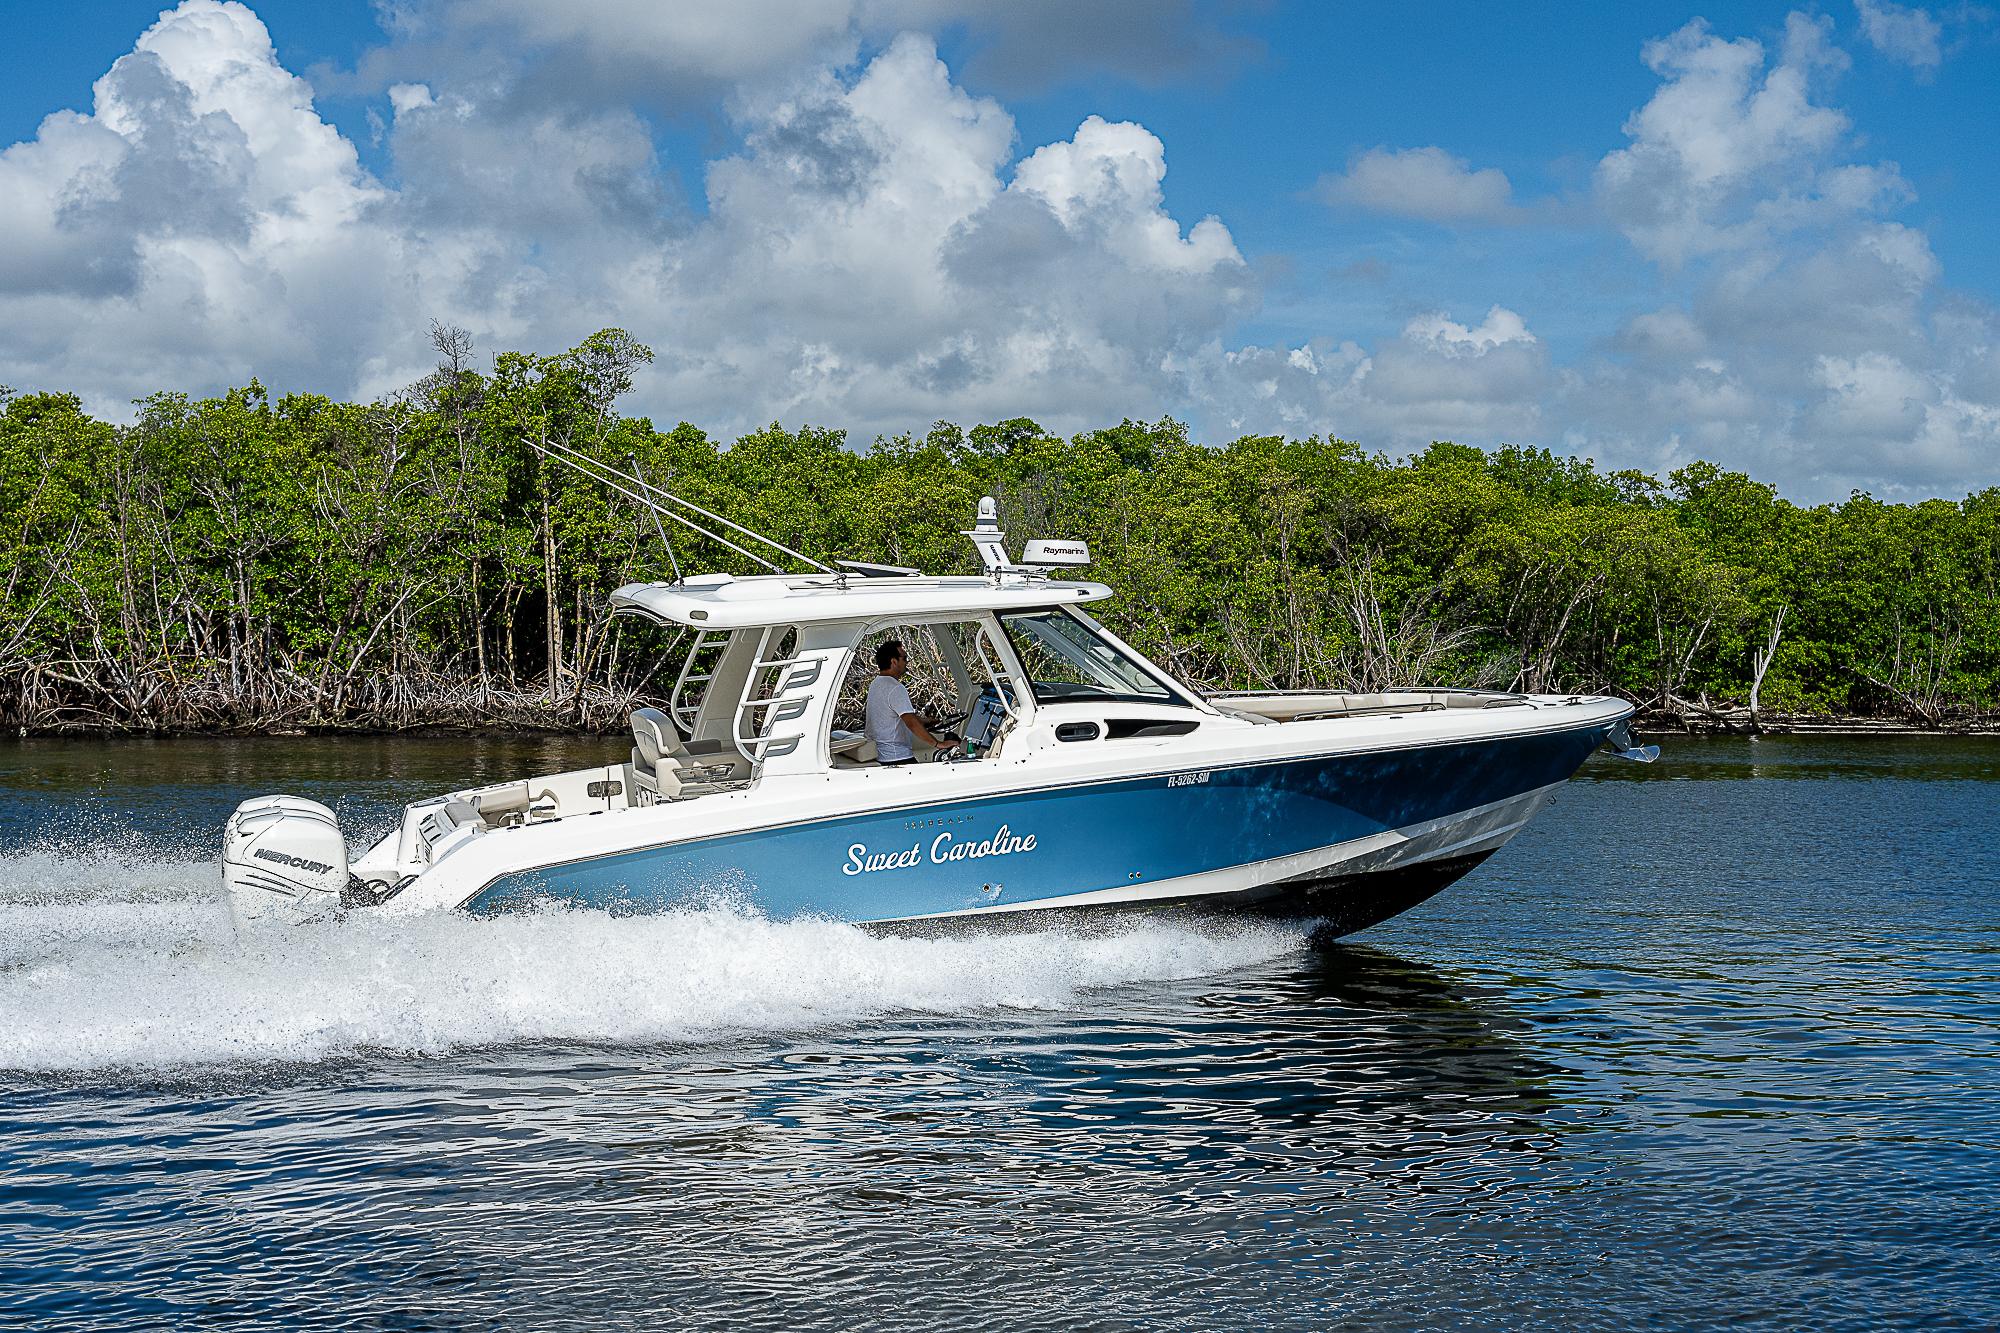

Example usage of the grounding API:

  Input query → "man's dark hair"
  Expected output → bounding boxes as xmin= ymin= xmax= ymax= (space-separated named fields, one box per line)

xmin=875 ymin=640 xmax=904 ymax=671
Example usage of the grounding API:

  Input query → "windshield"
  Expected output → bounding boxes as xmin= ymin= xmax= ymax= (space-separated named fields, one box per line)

xmin=998 ymin=610 xmax=1181 ymax=706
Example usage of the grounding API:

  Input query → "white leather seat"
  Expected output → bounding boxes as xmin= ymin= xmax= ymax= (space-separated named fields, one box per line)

xmin=629 ymin=707 xmax=751 ymax=802
xmin=829 ymin=729 xmax=878 ymax=768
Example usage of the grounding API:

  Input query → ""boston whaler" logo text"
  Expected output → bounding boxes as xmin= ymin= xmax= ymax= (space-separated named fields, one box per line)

xmin=844 ymin=824 xmax=1037 ymax=876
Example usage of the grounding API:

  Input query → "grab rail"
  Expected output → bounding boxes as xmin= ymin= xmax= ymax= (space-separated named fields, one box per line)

xmin=730 ymin=629 xmax=821 ymax=766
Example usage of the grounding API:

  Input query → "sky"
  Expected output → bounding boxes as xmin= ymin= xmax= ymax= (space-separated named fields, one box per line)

xmin=0 ymin=2 xmax=1996 ymax=502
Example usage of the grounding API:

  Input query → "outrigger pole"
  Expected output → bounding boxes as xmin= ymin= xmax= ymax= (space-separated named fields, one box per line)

xmin=626 ymin=452 xmax=682 ymax=584
xmin=528 ymin=436 xmax=833 ymax=577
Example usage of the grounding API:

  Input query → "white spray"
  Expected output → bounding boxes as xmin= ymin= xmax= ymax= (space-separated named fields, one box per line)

xmin=0 ymin=847 xmax=1306 ymax=1073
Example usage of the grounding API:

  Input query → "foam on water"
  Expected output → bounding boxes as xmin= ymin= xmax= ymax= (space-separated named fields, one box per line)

xmin=0 ymin=848 xmax=1306 ymax=1073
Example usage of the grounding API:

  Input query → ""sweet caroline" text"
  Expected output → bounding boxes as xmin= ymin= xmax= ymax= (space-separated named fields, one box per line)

xmin=844 ymin=824 xmax=1038 ymax=875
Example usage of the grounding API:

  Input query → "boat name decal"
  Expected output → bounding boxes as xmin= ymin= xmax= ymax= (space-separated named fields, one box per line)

xmin=254 ymin=847 xmax=334 ymax=875
xmin=844 ymin=823 xmax=1038 ymax=876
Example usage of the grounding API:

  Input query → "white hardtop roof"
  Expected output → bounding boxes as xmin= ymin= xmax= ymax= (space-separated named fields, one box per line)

xmin=610 ymin=572 xmax=1113 ymax=629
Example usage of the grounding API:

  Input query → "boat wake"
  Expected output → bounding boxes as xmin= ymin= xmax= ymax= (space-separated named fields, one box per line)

xmin=0 ymin=846 xmax=1306 ymax=1073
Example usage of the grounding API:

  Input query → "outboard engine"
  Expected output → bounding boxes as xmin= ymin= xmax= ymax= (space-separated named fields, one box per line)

xmin=222 ymin=795 xmax=349 ymax=927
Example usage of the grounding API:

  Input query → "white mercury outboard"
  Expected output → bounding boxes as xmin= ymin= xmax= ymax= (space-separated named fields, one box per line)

xmin=222 ymin=795 xmax=349 ymax=927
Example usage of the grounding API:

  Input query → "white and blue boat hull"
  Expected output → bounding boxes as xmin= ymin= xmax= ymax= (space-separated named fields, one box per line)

xmin=455 ymin=714 xmax=1621 ymax=933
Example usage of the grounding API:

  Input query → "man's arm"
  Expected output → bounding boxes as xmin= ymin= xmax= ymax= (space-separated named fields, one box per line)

xmin=901 ymin=711 xmax=953 ymax=748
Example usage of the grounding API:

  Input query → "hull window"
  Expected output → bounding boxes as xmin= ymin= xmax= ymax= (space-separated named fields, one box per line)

xmin=1104 ymin=719 xmax=1199 ymax=739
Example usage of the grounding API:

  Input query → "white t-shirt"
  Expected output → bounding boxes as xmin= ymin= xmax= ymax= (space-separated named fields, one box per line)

xmin=865 ymin=674 xmax=917 ymax=763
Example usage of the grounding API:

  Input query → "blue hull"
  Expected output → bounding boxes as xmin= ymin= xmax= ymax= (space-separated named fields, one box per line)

xmin=465 ymin=721 xmax=1617 ymax=923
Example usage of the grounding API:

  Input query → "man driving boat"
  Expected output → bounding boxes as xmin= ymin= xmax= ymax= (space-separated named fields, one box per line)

xmin=866 ymin=640 xmax=957 ymax=766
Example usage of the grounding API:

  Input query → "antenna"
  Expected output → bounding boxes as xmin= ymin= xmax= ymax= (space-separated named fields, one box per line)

xmin=964 ymin=495 xmax=1011 ymax=572
xmin=626 ymin=452 xmax=682 ymax=584
xmin=960 ymin=495 xmax=1089 ymax=576
xmin=530 ymin=437 xmax=832 ymax=576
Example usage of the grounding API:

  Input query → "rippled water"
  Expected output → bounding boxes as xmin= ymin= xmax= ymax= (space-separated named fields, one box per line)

xmin=1 ymin=735 xmax=1997 ymax=1330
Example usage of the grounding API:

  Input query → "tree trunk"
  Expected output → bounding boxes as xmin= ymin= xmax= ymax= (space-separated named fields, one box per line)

xmin=471 ymin=560 xmax=488 ymax=703
xmin=541 ymin=490 xmax=562 ymax=701
xmin=1749 ymin=603 xmax=1788 ymax=727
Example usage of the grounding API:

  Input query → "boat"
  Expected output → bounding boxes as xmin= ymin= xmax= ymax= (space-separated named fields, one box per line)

xmin=222 ymin=452 xmax=1656 ymax=936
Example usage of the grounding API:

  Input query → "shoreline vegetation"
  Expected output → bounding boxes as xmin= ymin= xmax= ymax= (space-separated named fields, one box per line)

xmin=5 ymin=328 xmax=1998 ymax=739
xmin=5 ymin=716 xmax=1992 ymax=744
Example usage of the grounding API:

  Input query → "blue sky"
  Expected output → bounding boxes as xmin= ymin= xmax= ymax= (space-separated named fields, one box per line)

xmin=1 ymin=1 xmax=1995 ymax=500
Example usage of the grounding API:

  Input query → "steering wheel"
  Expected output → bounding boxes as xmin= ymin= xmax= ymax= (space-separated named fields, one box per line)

xmin=923 ymin=708 xmax=967 ymax=761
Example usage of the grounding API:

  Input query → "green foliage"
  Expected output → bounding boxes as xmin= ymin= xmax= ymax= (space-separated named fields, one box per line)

xmin=4 ymin=328 xmax=1998 ymax=732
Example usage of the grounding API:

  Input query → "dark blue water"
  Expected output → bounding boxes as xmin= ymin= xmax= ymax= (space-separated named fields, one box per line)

xmin=1 ymin=735 xmax=1996 ymax=1330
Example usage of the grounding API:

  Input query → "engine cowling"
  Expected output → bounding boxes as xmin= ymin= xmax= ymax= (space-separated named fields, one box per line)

xmin=222 ymin=795 xmax=348 ymax=927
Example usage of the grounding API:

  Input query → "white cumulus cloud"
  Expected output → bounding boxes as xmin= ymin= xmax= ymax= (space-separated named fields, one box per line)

xmin=647 ymin=37 xmax=1252 ymax=429
xmin=1551 ymin=12 xmax=2000 ymax=495
xmin=354 ymin=0 xmax=1254 ymax=110
xmin=1224 ymin=9 xmax=1999 ymax=497
xmin=1854 ymin=0 xmax=1944 ymax=74
xmin=1403 ymin=306 xmax=1535 ymax=355
xmin=1317 ymin=146 xmax=1516 ymax=224
xmin=0 ymin=1 xmax=1995 ymax=502
xmin=1176 ymin=303 xmax=1550 ymax=451
xmin=0 ymin=5 xmax=1251 ymax=441
xmin=1594 ymin=13 xmax=1864 ymax=266
xmin=0 ymin=0 xmax=404 ymax=397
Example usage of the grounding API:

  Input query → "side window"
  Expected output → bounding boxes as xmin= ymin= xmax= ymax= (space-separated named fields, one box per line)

xmin=998 ymin=610 xmax=1183 ymax=706
xmin=833 ymin=625 xmax=959 ymax=732
xmin=830 ymin=621 xmax=1019 ymax=751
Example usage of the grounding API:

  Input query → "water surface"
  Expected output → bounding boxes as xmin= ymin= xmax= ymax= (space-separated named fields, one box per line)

xmin=1 ymin=735 xmax=1996 ymax=1330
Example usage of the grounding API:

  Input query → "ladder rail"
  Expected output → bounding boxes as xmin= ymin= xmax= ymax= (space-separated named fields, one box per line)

xmin=670 ymin=629 xmax=723 ymax=734
xmin=730 ymin=628 xmax=781 ymax=767
xmin=729 ymin=630 xmax=826 ymax=765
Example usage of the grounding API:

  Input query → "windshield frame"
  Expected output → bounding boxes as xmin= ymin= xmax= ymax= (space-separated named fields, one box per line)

xmin=996 ymin=607 xmax=1195 ymax=709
